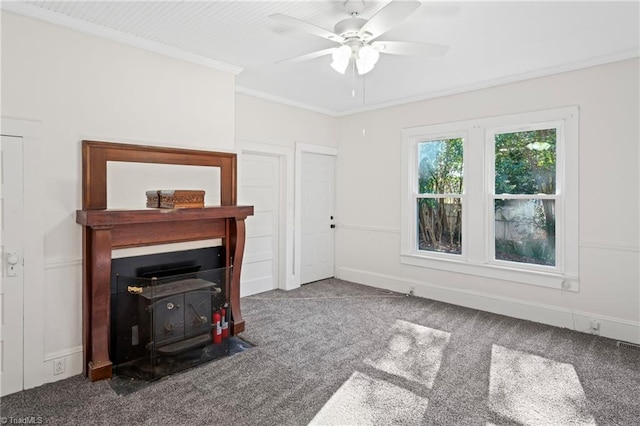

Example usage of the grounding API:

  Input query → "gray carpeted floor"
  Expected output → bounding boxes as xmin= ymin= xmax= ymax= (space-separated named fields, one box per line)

xmin=2 ymin=279 xmax=639 ymax=425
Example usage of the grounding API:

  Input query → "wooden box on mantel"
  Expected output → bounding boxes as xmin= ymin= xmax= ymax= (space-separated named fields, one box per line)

xmin=146 ymin=190 xmax=205 ymax=209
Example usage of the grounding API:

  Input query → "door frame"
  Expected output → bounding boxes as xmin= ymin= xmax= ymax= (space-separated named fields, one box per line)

xmin=1 ymin=117 xmax=45 ymax=390
xmin=237 ymin=140 xmax=294 ymax=291
xmin=294 ymin=142 xmax=338 ymax=289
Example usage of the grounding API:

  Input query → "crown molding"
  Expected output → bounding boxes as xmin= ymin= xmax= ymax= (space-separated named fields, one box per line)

xmin=235 ymin=86 xmax=339 ymax=117
xmin=1 ymin=2 xmax=243 ymax=75
xmin=340 ymin=49 xmax=640 ymax=116
xmin=238 ymin=50 xmax=639 ymax=117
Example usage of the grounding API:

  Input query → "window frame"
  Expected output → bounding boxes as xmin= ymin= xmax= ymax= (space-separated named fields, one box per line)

xmin=486 ymin=120 xmax=565 ymax=274
xmin=413 ymin=132 xmax=467 ymax=260
xmin=401 ymin=106 xmax=579 ymax=291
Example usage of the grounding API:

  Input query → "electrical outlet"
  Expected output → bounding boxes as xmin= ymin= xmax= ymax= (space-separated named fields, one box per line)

xmin=53 ymin=358 xmax=65 ymax=375
xmin=590 ymin=319 xmax=601 ymax=333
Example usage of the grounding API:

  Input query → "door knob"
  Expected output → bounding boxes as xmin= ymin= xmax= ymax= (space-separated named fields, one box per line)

xmin=6 ymin=252 xmax=19 ymax=277
xmin=7 ymin=253 xmax=19 ymax=265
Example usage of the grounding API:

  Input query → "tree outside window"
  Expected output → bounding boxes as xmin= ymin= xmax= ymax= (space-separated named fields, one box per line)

xmin=493 ymin=129 xmax=557 ymax=266
xmin=416 ymin=138 xmax=463 ymax=255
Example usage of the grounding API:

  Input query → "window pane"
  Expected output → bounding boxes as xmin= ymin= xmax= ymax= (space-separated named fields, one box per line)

xmin=494 ymin=199 xmax=555 ymax=266
xmin=494 ymin=129 xmax=556 ymax=195
xmin=418 ymin=138 xmax=463 ymax=194
xmin=417 ymin=198 xmax=462 ymax=254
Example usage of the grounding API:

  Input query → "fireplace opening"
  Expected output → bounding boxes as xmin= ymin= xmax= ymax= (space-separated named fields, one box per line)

xmin=110 ymin=247 xmax=233 ymax=381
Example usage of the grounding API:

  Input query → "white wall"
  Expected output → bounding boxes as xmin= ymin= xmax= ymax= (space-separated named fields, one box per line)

xmin=336 ymin=59 xmax=640 ymax=343
xmin=235 ymin=93 xmax=338 ymax=148
xmin=1 ymin=12 xmax=236 ymax=386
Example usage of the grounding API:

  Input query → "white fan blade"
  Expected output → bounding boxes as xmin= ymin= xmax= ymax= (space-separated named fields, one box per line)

xmin=275 ymin=48 xmax=336 ymax=64
xmin=358 ymin=0 xmax=421 ymax=41
xmin=372 ymin=40 xmax=449 ymax=56
xmin=270 ymin=13 xmax=344 ymax=43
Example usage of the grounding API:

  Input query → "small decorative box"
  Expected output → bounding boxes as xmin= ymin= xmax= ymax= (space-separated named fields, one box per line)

xmin=159 ymin=190 xmax=205 ymax=208
xmin=146 ymin=190 xmax=205 ymax=209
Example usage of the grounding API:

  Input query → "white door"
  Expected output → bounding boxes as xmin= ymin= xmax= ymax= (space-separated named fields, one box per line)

xmin=0 ymin=135 xmax=25 ymax=396
xmin=240 ymin=153 xmax=280 ymax=296
xmin=301 ymin=153 xmax=335 ymax=284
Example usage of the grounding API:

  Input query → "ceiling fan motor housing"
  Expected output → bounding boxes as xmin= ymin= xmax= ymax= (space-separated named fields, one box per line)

xmin=334 ymin=17 xmax=367 ymax=39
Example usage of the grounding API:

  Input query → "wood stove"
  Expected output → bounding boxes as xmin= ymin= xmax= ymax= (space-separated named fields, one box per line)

xmin=112 ymin=261 xmax=231 ymax=379
xmin=139 ymin=279 xmax=215 ymax=352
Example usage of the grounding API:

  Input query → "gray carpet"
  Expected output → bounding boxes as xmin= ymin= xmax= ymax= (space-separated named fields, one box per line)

xmin=2 ymin=278 xmax=639 ymax=425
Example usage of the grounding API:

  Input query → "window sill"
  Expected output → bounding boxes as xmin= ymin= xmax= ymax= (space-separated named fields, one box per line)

xmin=400 ymin=253 xmax=579 ymax=292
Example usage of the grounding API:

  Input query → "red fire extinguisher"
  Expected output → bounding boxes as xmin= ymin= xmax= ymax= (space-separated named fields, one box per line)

xmin=212 ymin=311 xmax=222 ymax=344
xmin=221 ymin=306 xmax=229 ymax=338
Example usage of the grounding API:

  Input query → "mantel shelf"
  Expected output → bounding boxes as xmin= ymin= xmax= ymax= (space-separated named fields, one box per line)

xmin=77 ymin=205 xmax=254 ymax=227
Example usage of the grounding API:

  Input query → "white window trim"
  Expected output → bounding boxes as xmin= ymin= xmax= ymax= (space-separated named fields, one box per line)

xmin=401 ymin=106 xmax=579 ymax=292
xmin=485 ymin=120 xmax=565 ymax=274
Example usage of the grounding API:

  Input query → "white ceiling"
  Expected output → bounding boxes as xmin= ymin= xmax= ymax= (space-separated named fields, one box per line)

xmin=4 ymin=1 xmax=639 ymax=115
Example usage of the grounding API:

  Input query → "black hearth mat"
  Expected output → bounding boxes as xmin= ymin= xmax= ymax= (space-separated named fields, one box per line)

xmin=109 ymin=336 xmax=254 ymax=395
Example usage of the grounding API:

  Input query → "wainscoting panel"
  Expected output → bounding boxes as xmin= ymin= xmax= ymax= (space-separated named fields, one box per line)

xmin=43 ymin=257 xmax=83 ymax=382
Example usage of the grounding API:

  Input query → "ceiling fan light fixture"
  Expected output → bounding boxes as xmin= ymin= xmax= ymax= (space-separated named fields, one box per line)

xmin=330 ymin=45 xmax=351 ymax=74
xmin=273 ymin=0 xmax=448 ymax=79
xmin=355 ymin=44 xmax=380 ymax=75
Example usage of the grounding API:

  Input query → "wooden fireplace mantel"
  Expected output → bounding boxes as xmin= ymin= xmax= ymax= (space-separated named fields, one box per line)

xmin=76 ymin=141 xmax=253 ymax=381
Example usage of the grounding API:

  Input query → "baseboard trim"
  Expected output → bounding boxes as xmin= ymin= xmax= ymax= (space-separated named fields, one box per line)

xmin=336 ymin=266 xmax=640 ymax=345
xmin=40 ymin=346 xmax=83 ymax=386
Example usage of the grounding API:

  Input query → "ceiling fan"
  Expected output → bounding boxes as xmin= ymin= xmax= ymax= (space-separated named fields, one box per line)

xmin=270 ymin=0 xmax=449 ymax=75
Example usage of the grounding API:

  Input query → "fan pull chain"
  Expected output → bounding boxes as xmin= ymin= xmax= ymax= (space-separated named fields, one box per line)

xmin=351 ymin=59 xmax=356 ymax=98
xmin=362 ymin=73 xmax=366 ymax=105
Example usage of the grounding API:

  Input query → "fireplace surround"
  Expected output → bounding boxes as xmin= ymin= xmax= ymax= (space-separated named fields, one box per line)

xmin=76 ymin=141 xmax=253 ymax=381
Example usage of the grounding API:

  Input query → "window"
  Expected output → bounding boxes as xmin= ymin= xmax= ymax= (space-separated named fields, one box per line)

xmin=416 ymin=137 xmax=464 ymax=255
xmin=401 ymin=107 xmax=579 ymax=290
xmin=490 ymin=126 xmax=558 ymax=267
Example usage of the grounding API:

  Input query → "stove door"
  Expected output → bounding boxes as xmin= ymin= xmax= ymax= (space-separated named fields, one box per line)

xmin=184 ymin=290 xmax=211 ymax=338
xmin=153 ymin=294 xmax=185 ymax=347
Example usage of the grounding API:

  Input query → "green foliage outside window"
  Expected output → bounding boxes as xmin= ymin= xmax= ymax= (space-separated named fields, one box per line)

xmin=416 ymin=130 xmax=557 ymax=266
xmin=419 ymin=139 xmax=463 ymax=194
xmin=494 ymin=129 xmax=556 ymax=196
xmin=494 ymin=129 xmax=557 ymax=266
